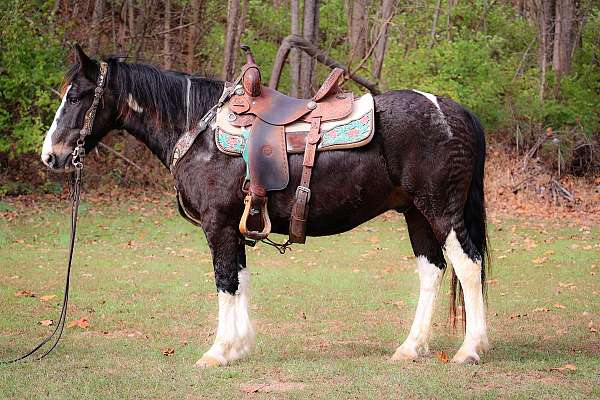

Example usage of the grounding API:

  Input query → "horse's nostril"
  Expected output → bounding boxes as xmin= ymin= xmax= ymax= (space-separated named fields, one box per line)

xmin=43 ymin=152 xmax=55 ymax=167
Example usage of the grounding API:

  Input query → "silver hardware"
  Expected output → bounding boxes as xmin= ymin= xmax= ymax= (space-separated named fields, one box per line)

xmin=235 ymin=87 xmax=245 ymax=96
xmin=307 ymin=101 xmax=317 ymax=110
xmin=228 ymin=113 xmax=237 ymax=122
xmin=295 ymin=185 xmax=311 ymax=202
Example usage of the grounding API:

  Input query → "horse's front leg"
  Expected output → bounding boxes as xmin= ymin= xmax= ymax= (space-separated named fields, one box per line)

xmin=195 ymin=225 xmax=255 ymax=368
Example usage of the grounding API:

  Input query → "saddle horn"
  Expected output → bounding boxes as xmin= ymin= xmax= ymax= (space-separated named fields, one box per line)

xmin=239 ymin=45 xmax=261 ymax=97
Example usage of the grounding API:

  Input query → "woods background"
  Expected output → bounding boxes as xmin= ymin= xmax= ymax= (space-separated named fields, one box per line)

xmin=0 ymin=0 xmax=598 ymax=196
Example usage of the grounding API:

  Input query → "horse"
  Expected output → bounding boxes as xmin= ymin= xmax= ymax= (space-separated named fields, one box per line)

xmin=41 ymin=45 xmax=489 ymax=367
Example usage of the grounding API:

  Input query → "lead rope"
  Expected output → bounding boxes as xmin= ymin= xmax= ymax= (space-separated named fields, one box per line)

xmin=1 ymin=167 xmax=82 ymax=363
xmin=1 ymin=60 xmax=107 ymax=364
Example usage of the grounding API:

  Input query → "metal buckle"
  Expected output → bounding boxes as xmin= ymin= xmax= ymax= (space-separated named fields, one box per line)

xmin=295 ymin=185 xmax=311 ymax=202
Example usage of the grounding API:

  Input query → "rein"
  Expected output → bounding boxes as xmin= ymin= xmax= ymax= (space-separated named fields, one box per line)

xmin=1 ymin=61 xmax=108 ymax=364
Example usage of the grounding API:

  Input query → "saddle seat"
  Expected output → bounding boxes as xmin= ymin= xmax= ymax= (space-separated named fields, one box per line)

xmin=216 ymin=46 xmax=373 ymax=245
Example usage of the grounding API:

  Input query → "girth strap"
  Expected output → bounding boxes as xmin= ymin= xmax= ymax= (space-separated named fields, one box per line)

xmin=289 ymin=116 xmax=322 ymax=244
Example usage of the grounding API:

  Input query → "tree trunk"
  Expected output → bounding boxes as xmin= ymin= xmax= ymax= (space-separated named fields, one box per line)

xmin=233 ymin=0 xmax=249 ymax=68
xmin=552 ymin=0 xmax=578 ymax=78
xmin=290 ymin=0 xmax=301 ymax=96
xmin=372 ymin=0 xmax=396 ymax=81
xmin=164 ymin=0 xmax=172 ymax=69
xmin=187 ymin=0 xmax=204 ymax=72
xmin=270 ymin=35 xmax=381 ymax=94
xmin=299 ymin=0 xmax=320 ymax=98
xmin=429 ymin=0 xmax=442 ymax=48
xmin=88 ymin=0 xmax=105 ymax=56
xmin=222 ymin=0 xmax=241 ymax=80
xmin=349 ymin=0 xmax=369 ymax=62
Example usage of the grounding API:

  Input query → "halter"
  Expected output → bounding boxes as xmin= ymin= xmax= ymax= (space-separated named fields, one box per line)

xmin=1 ymin=60 xmax=109 ymax=364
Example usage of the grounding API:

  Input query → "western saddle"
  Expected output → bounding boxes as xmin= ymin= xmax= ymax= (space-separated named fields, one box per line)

xmin=228 ymin=46 xmax=355 ymax=244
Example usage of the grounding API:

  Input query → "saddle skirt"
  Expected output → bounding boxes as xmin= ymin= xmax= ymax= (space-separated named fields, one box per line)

xmin=213 ymin=92 xmax=375 ymax=156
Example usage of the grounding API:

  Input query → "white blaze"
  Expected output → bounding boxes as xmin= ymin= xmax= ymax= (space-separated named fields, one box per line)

xmin=41 ymin=85 xmax=71 ymax=165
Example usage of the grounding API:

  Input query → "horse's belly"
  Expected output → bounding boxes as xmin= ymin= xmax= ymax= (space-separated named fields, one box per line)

xmin=267 ymin=146 xmax=409 ymax=236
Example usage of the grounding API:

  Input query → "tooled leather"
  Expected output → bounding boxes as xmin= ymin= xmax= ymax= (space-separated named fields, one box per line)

xmin=247 ymin=119 xmax=289 ymax=192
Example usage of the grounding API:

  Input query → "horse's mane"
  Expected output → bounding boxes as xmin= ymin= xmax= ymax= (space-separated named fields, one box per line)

xmin=61 ymin=58 xmax=224 ymax=132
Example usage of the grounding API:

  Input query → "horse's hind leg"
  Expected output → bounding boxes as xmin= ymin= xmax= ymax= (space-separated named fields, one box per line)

xmin=444 ymin=227 xmax=489 ymax=363
xmin=195 ymin=225 xmax=255 ymax=367
xmin=392 ymin=207 xmax=446 ymax=361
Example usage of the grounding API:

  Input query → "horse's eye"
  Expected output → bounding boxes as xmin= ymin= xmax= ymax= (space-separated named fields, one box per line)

xmin=69 ymin=97 xmax=80 ymax=104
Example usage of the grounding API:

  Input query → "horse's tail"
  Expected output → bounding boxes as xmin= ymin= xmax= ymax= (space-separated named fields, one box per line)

xmin=450 ymin=109 xmax=490 ymax=328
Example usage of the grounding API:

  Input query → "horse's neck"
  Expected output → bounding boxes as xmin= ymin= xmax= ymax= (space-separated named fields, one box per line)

xmin=119 ymin=77 xmax=223 ymax=168
xmin=121 ymin=115 xmax=179 ymax=168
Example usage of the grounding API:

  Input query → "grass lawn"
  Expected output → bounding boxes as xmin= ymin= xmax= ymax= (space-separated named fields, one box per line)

xmin=0 ymin=197 xmax=599 ymax=399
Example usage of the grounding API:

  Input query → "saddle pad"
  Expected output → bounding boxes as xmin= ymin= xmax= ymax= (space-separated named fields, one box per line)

xmin=214 ymin=93 xmax=375 ymax=156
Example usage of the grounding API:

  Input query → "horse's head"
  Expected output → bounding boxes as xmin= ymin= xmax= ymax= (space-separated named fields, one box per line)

xmin=41 ymin=45 xmax=118 ymax=171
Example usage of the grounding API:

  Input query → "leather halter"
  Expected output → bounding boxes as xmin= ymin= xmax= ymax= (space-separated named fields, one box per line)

xmin=0 ymin=61 xmax=109 ymax=363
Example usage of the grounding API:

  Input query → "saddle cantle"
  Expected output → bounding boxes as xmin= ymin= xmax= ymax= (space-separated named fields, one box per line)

xmin=214 ymin=46 xmax=375 ymax=245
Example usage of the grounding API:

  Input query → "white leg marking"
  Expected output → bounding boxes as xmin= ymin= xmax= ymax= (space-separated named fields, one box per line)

xmin=127 ymin=93 xmax=143 ymax=113
xmin=444 ymin=229 xmax=489 ymax=363
xmin=196 ymin=268 xmax=255 ymax=367
xmin=411 ymin=89 xmax=452 ymax=138
xmin=392 ymin=256 xmax=443 ymax=361
xmin=41 ymin=85 xmax=71 ymax=165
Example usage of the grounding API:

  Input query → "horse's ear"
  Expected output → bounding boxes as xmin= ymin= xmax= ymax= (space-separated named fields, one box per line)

xmin=73 ymin=44 xmax=98 ymax=83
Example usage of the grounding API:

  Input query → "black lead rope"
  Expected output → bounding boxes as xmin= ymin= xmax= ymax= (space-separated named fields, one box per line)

xmin=1 ymin=167 xmax=82 ymax=364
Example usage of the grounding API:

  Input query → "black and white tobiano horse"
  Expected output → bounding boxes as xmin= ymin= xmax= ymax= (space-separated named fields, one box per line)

xmin=42 ymin=46 xmax=489 ymax=366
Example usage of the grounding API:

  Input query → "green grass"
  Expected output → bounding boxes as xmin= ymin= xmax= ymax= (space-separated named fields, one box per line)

xmin=1 ymin=198 xmax=599 ymax=399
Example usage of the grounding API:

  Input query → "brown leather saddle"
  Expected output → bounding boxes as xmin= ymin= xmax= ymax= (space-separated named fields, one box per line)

xmin=228 ymin=46 xmax=355 ymax=244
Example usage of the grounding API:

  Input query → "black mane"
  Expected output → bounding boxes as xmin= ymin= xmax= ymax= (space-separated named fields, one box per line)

xmin=64 ymin=58 xmax=225 ymax=133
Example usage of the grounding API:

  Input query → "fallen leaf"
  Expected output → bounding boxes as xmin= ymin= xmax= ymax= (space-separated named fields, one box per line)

xmin=39 ymin=295 xmax=56 ymax=302
xmin=162 ymin=347 xmax=175 ymax=356
xmin=15 ymin=290 xmax=35 ymax=298
xmin=532 ymin=257 xmax=547 ymax=265
xmin=435 ymin=351 xmax=449 ymax=363
xmin=554 ymin=303 xmax=566 ymax=309
xmin=550 ymin=363 xmax=577 ymax=372
xmin=486 ymin=279 xmax=498 ymax=285
xmin=67 ymin=317 xmax=89 ymax=329
xmin=39 ymin=320 xmax=54 ymax=326
xmin=532 ymin=307 xmax=550 ymax=313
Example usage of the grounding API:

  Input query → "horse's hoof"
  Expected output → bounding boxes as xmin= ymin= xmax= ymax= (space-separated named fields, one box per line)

xmin=451 ymin=350 xmax=480 ymax=364
xmin=195 ymin=354 xmax=225 ymax=368
xmin=390 ymin=345 xmax=419 ymax=362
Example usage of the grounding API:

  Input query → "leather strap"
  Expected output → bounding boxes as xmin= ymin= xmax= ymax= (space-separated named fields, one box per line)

xmin=289 ymin=116 xmax=322 ymax=244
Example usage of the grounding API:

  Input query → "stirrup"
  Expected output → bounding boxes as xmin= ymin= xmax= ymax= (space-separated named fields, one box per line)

xmin=239 ymin=194 xmax=271 ymax=240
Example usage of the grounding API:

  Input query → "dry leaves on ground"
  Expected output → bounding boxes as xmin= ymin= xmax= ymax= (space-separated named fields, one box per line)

xmin=67 ymin=317 xmax=89 ymax=329
xmin=435 ymin=351 xmax=449 ymax=363
xmin=162 ymin=347 xmax=175 ymax=356
xmin=549 ymin=363 xmax=577 ymax=373
xmin=39 ymin=295 xmax=56 ymax=302
xmin=15 ymin=290 xmax=35 ymax=297
xmin=39 ymin=320 xmax=54 ymax=326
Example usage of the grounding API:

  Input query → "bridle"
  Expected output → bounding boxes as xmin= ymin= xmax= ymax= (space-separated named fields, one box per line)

xmin=1 ymin=61 xmax=109 ymax=364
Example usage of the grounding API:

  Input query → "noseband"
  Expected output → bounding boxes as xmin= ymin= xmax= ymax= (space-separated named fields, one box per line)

xmin=1 ymin=61 xmax=109 ymax=364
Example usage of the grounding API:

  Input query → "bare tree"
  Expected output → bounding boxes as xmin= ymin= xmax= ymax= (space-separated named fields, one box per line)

xmin=88 ymin=0 xmax=105 ymax=56
xmin=552 ymin=0 xmax=579 ymax=78
xmin=348 ymin=0 xmax=370 ymax=62
xmin=223 ymin=0 xmax=241 ymax=80
xmin=187 ymin=0 xmax=204 ymax=72
xmin=290 ymin=0 xmax=302 ymax=96
xmin=372 ymin=0 xmax=397 ymax=81
xmin=299 ymin=0 xmax=320 ymax=98
xmin=429 ymin=0 xmax=442 ymax=48
xmin=233 ymin=0 xmax=249 ymax=68
xmin=164 ymin=0 xmax=172 ymax=69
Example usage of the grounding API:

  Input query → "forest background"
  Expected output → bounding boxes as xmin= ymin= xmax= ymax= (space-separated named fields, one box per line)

xmin=0 ymin=0 xmax=598 ymax=196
